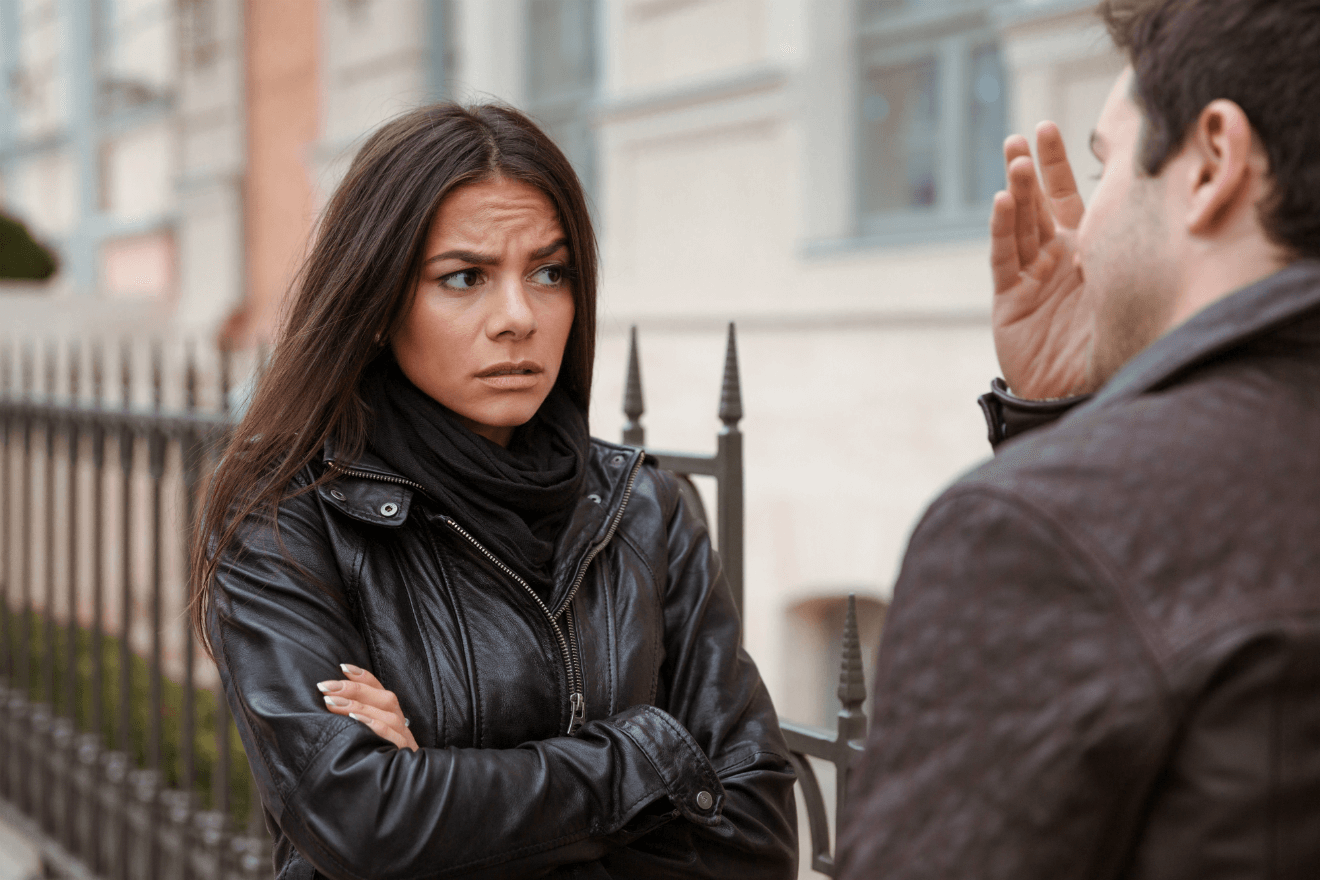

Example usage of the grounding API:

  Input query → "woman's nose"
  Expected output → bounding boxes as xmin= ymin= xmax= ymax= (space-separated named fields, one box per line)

xmin=486 ymin=277 xmax=537 ymax=340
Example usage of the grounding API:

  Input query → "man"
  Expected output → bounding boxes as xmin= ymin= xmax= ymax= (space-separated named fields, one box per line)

xmin=838 ymin=1 xmax=1320 ymax=877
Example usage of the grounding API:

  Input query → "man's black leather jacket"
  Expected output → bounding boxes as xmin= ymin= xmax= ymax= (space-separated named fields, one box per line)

xmin=209 ymin=439 xmax=797 ymax=879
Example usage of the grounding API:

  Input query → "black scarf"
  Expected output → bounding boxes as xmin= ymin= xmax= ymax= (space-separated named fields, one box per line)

xmin=360 ymin=358 xmax=589 ymax=594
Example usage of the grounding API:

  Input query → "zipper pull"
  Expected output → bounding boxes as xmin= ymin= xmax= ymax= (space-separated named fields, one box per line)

xmin=567 ymin=693 xmax=586 ymax=736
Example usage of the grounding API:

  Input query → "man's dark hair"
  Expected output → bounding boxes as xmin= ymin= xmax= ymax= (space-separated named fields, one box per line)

xmin=1099 ymin=0 xmax=1320 ymax=259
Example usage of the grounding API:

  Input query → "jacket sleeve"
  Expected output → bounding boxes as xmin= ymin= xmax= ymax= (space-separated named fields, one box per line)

xmin=598 ymin=470 xmax=798 ymax=878
xmin=209 ymin=476 xmax=781 ymax=880
xmin=836 ymin=487 xmax=1172 ymax=880
xmin=977 ymin=378 xmax=1091 ymax=450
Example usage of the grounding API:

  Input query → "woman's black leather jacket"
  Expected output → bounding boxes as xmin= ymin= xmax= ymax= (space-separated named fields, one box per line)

xmin=209 ymin=438 xmax=797 ymax=879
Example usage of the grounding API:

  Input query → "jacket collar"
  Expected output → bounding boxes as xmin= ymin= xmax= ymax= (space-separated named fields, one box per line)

xmin=1091 ymin=260 xmax=1320 ymax=408
xmin=317 ymin=434 xmax=645 ymax=536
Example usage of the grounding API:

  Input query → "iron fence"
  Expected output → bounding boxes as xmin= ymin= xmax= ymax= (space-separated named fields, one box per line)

xmin=0 ymin=325 xmax=867 ymax=878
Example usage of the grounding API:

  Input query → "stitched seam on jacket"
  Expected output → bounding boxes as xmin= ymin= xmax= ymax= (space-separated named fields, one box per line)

xmin=641 ymin=707 xmax=721 ymax=793
xmin=278 ymin=724 xmax=393 ymax=880
xmin=915 ymin=485 xmax=1180 ymax=879
xmin=935 ymin=483 xmax=1174 ymax=698
xmin=429 ymin=525 xmax=484 ymax=747
xmin=390 ymin=516 xmax=444 ymax=749
xmin=711 ymin=745 xmax=766 ymax=776
xmin=615 ymin=529 xmax=664 ymax=704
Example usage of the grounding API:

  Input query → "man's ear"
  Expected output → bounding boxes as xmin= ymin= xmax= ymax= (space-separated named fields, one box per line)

xmin=1185 ymin=99 xmax=1264 ymax=236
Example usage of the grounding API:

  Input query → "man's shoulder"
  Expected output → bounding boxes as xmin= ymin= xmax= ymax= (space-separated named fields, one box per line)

xmin=931 ymin=357 xmax=1320 ymax=662
xmin=962 ymin=356 xmax=1311 ymax=505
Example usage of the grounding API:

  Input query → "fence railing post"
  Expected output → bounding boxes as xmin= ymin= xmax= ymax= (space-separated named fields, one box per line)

xmin=622 ymin=326 xmax=644 ymax=447
xmin=716 ymin=323 xmax=744 ymax=618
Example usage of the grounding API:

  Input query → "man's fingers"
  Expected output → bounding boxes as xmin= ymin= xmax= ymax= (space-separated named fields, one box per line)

xmin=1003 ymin=133 xmax=1032 ymax=169
xmin=990 ymin=191 xmax=1021 ymax=293
xmin=1008 ymin=156 xmax=1041 ymax=267
xmin=1036 ymin=121 xmax=1085 ymax=229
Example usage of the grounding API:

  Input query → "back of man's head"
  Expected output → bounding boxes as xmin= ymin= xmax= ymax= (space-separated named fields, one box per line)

xmin=1099 ymin=0 xmax=1320 ymax=262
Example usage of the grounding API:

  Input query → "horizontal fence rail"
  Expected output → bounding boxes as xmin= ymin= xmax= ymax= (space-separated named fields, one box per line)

xmin=0 ymin=326 xmax=867 ymax=879
xmin=0 ymin=339 xmax=266 ymax=880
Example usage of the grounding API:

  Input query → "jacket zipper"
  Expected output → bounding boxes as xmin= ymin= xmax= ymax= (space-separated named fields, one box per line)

xmin=555 ymin=456 xmax=644 ymax=730
xmin=330 ymin=456 xmax=646 ymax=737
xmin=328 ymin=463 xmax=427 ymax=494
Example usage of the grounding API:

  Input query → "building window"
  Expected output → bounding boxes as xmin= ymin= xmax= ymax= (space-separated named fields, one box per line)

xmin=96 ymin=0 xmax=175 ymax=113
xmin=180 ymin=0 xmax=218 ymax=68
xmin=857 ymin=1 xmax=1009 ymax=238
xmin=525 ymin=0 xmax=599 ymax=198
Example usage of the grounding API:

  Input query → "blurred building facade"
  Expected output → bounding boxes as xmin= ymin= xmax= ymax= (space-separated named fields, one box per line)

xmin=0 ymin=0 xmax=1122 ymax=754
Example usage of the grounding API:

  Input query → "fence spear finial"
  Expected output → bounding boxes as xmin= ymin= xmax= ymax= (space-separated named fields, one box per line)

xmin=838 ymin=594 xmax=868 ymax=717
xmin=623 ymin=325 xmax=645 ymax=446
xmin=91 ymin=339 xmax=104 ymax=405
xmin=68 ymin=338 xmax=80 ymax=399
xmin=718 ymin=322 xmax=743 ymax=429
xmin=20 ymin=339 xmax=33 ymax=395
xmin=44 ymin=337 xmax=56 ymax=398
xmin=120 ymin=338 xmax=132 ymax=411
xmin=185 ymin=339 xmax=197 ymax=413
xmin=151 ymin=339 xmax=163 ymax=411
xmin=219 ymin=346 xmax=232 ymax=416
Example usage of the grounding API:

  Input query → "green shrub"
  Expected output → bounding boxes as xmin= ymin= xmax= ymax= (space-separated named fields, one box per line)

xmin=6 ymin=608 xmax=256 ymax=830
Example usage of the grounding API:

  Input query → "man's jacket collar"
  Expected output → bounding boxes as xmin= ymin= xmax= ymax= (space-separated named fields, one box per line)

xmin=1092 ymin=259 xmax=1320 ymax=409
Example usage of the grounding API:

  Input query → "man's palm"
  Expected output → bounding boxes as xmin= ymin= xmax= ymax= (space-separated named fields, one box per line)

xmin=990 ymin=123 xmax=1095 ymax=399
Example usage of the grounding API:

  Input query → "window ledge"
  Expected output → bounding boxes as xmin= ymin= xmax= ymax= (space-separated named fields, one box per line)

xmin=802 ymin=216 xmax=990 ymax=257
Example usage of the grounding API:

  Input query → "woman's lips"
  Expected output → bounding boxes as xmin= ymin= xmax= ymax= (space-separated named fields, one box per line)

xmin=475 ymin=361 xmax=542 ymax=390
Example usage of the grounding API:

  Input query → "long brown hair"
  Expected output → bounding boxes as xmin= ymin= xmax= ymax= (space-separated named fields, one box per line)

xmin=190 ymin=103 xmax=598 ymax=653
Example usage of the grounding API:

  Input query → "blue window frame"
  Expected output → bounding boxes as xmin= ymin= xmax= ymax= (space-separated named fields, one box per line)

xmin=856 ymin=1 xmax=1010 ymax=240
xmin=524 ymin=0 xmax=599 ymax=199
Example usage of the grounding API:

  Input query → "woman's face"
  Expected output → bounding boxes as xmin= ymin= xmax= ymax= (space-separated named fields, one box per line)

xmin=392 ymin=176 xmax=576 ymax=447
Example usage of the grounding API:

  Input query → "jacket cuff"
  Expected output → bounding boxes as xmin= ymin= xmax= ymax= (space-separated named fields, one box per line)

xmin=613 ymin=705 xmax=725 ymax=827
xmin=977 ymin=378 xmax=1091 ymax=450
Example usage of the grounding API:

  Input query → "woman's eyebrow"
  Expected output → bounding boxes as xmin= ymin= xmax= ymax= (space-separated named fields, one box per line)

xmin=424 ymin=238 xmax=568 ymax=267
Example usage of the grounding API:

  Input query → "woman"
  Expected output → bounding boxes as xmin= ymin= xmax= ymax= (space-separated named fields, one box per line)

xmin=191 ymin=103 xmax=797 ymax=879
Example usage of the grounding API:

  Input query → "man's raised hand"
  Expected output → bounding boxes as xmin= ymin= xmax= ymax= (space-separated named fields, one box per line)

xmin=989 ymin=122 xmax=1095 ymax=399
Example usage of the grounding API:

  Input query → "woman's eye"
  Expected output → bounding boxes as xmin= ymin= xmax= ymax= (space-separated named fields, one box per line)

xmin=531 ymin=265 xmax=566 ymax=286
xmin=440 ymin=269 xmax=482 ymax=290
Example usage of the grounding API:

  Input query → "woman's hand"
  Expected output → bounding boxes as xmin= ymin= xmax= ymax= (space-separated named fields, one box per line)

xmin=318 ymin=664 xmax=419 ymax=752
xmin=990 ymin=121 xmax=1096 ymax=399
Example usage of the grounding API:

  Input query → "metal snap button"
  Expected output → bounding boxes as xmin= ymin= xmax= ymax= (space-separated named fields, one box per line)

xmin=695 ymin=791 xmax=713 ymax=811
xmin=330 ymin=489 xmax=346 ymax=501
xmin=380 ymin=502 xmax=399 ymax=517
xmin=610 ymin=454 xmax=625 ymax=466
xmin=588 ymin=493 xmax=602 ymax=504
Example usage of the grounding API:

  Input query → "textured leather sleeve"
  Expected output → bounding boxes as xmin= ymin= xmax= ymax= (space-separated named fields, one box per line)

xmin=599 ymin=469 xmax=798 ymax=879
xmin=836 ymin=486 xmax=1172 ymax=880
xmin=209 ymin=478 xmax=755 ymax=880
xmin=978 ymin=378 xmax=1092 ymax=450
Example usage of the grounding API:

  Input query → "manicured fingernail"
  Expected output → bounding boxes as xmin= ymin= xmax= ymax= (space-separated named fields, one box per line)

xmin=349 ymin=713 xmax=370 ymax=725
xmin=323 ymin=696 xmax=350 ymax=708
xmin=316 ymin=680 xmax=343 ymax=693
xmin=341 ymin=663 xmax=364 ymax=676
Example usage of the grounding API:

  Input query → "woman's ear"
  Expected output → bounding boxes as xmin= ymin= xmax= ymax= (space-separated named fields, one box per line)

xmin=1185 ymin=99 xmax=1265 ymax=236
